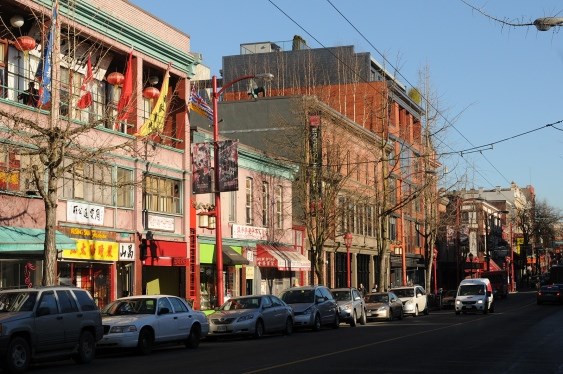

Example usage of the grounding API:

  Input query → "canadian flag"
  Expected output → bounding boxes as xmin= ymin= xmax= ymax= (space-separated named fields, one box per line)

xmin=77 ymin=54 xmax=93 ymax=109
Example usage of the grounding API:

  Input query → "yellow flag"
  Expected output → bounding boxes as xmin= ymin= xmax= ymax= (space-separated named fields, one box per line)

xmin=135 ymin=68 xmax=170 ymax=137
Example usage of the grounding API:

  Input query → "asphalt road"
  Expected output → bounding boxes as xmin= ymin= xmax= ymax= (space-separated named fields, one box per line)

xmin=25 ymin=290 xmax=563 ymax=374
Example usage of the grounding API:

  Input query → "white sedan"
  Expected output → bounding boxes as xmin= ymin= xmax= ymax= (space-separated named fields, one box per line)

xmin=99 ymin=295 xmax=209 ymax=355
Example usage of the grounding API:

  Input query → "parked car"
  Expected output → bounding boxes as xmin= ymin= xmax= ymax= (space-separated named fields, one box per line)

xmin=0 ymin=286 xmax=103 ymax=373
xmin=537 ymin=285 xmax=561 ymax=305
xmin=98 ymin=295 xmax=209 ymax=355
xmin=331 ymin=287 xmax=366 ymax=326
xmin=441 ymin=290 xmax=457 ymax=309
xmin=279 ymin=285 xmax=340 ymax=331
xmin=364 ymin=292 xmax=404 ymax=321
xmin=390 ymin=285 xmax=429 ymax=317
xmin=208 ymin=295 xmax=293 ymax=338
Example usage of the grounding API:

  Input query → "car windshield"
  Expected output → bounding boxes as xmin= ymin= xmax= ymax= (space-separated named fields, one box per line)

xmin=102 ymin=298 xmax=157 ymax=316
xmin=459 ymin=285 xmax=485 ymax=296
xmin=221 ymin=297 xmax=261 ymax=310
xmin=280 ymin=289 xmax=314 ymax=304
xmin=0 ymin=291 xmax=38 ymax=312
xmin=445 ymin=290 xmax=457 ymax=297
xmin=365 ymin=294 xmax=388 ymax=303
xmin=331 ymin=291 xmax=351 ymax=302
xmin=392 ymin=289 xmax=414 ymax=298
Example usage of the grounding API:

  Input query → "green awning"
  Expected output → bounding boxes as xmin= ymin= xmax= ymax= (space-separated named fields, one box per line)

xmin=0 ymin=227 xmax=76 ymax=256
xmin=199 ymin=244 xmax=248 ymax=265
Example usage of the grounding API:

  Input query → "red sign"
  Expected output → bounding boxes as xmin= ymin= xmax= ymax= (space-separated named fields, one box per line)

xmin=172 ymin=257 xmax=189 ymax=266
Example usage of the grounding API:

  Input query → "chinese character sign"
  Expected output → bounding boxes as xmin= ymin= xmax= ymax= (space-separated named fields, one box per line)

xmin=62 ymin=239 xmax=118 ymax=261
xmin=119 ymin=243 xmax=136 ymax=261
xmin=67 ymin=201 xmax=105 ymax=226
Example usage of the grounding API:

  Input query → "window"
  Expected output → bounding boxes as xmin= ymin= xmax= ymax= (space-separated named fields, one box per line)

xmin=116 ymin=168 xmax=133 ymax=208
xmin=62 ymin=161 xmax=112 ymax=205
xmin=262 ymin=182 xmax=269 ymax=227
xmin=389 ymin=217 xmax=397 ymax=241
xmin=245 ymin=177 xmax=253 ymax=225
xmin=228 ymin=191 xmax=237 ymax=222
xmin=144 ymin=175 xmax=181 ymax=214
xmin=275 ymin=185 xmax=283 ymax=229
xmin=0 ymin=146 xmax=43 ymax=194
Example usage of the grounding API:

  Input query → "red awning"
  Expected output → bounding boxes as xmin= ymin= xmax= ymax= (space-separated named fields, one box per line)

xmin=256 ymin=244 xmax=310 ymax=271
xmin=488 ymin=258 xmax=502 ymax=271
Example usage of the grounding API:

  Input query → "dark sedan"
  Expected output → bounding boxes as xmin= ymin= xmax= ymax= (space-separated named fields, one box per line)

xmin=537 ymin=285 xmax=561 ymax=305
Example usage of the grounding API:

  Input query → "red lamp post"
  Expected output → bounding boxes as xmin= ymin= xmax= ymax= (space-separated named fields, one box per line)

xmin=344 ymin=232 xmax=353 ymax=288
xmin=211 ymin=73 xmax=273 ymax=307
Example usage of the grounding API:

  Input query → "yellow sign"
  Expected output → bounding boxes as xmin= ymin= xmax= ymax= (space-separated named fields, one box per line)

xmin=62 ymin=239 xmax=119 ymax=261
xmin=515 ymin=237 xmax=524 ymax=255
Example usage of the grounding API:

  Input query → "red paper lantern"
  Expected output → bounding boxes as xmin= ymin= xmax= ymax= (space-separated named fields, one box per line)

xmin=142 ymin=86 xmax=160 ymax=100
xmin=107 ymin=72 xmax=125 ymax=86
xmin=14 ymin=36 xmax=36 ymax=52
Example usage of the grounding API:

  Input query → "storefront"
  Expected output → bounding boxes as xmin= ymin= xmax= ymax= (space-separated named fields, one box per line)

xmin=0 ymin=226 xmax=76 ymax=288
xmin=199 ymin=243 xmax=249 ymax=310
xmin=255 ymin=244 xmax=310 ymax=295
xmin=141 ymin=239 xmax=189 ymax=298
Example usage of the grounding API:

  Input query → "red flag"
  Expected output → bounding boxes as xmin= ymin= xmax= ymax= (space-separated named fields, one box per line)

xmin=76 ymin=54 xmax=93 ymax=109
xmin=116 ymin=50 xmax=133 ymax=129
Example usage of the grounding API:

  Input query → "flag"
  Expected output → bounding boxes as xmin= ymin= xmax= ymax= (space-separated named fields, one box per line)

xmin=76 ymin=54 xmax=93 ymax=109
xmin=188 ymin=87 xmax=213 ymax=121
xmin=115 ymin=50 xmax=133 ymax=129
xmin=35 ymin=1 xmax=58 ymax=107
xmin=135 ymin=68 xmax=170 ymax=137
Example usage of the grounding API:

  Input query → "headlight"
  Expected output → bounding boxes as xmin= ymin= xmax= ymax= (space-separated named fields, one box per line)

xmin=109 ymin=325 xmax=137 ymax=333
xmin=455 ymin=300 xmax=461 ymax=305
xmin=237 ymin=314 xmax=255 ymax=322
xmin=405 ymin=300 xmax=413 ymax=306
xmin=341 ymin=303 xmax=352 ymax=310
xmin=477 ymin=300 xmax=483 ymax=304
xmin=302 ymin=306 xmax=313 ymax=315
xmin=377 ymin=306 xmax=387 ymax=312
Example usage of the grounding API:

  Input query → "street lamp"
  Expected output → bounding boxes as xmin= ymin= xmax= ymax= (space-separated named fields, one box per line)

xmin=468 ymin=252 xmax=474 ymax=278
xmin=344 ymin=232 xmax=353 ymax=288
xmin=534 ymin=17 xmax=563 ymax=31
xmin=211 ymin=73 xmax=273 ymax=307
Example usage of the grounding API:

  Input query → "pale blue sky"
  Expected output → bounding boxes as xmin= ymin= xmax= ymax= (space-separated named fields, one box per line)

xmin=131 ymin=0 xmax=563 ymax=210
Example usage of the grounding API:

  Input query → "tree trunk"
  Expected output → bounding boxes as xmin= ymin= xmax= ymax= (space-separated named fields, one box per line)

xmin=42 ymin=170 xmax=59 ymax=286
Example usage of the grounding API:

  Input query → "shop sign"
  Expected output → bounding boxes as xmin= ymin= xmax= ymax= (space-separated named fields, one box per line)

xmin=232 ymin=224 xmax=267 ymax=241
xmin=255 ymin=257 xmax=277 ymax=268
xmin=60 ymin=227 xmax=116 ymax=241
xmin=245 ymin=266 xmax=254 ymax=279
xmin=67 ymin=201 xmax=105 ymax=226
xmin=62 ymin=239 xmax=118 ymax=261
xmin=119 ymin=243 xmax=135 ymax=261
xmin=147 ymin=214 xmax=175 ymax=232
xmin=172 ymin=257 xmax=189 ymax=266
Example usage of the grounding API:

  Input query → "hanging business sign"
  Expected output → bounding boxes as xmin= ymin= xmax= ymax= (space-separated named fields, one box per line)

xmin=218 ymin=140 xmax=238 ymax=192
xmin=191 ymin=142 xmax=212 ymax=194
xmin=67 ymin=201 xmax=105 ymax=226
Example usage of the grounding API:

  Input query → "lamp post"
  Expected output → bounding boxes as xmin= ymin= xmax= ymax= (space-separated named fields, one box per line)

xmin=211 ymin=73 xmax=273 ymax=307
xmin=468 ymin=252 xmax=474 ymax=278
xmin=344 ymin=232 xmax=353 ymax=288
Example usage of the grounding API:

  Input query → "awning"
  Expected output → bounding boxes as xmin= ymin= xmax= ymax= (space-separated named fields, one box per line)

xmin=488 ymin=258 xmax=502 ymax=271
xmin=256 ymin=244 xmax=310 ymax=271
xmin=0 ymin=226 xmax=76 ymax=256
xmin=221 ymin=246 xmax=249 ymax=265
xmin=199 ymin=244 xmax=249 ymax=265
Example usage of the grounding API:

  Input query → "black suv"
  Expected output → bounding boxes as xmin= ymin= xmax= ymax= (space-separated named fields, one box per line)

xmin=0 ymin=286 xmax=103 ymax=373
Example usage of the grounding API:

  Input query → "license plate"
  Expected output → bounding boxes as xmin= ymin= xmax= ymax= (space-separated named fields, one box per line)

xmin=217 ymin=325 xmax=227 ymax=332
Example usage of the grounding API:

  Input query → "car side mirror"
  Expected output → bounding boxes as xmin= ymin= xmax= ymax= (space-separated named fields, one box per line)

xmin=158 ymin=307 xmax=170 ymax=315
xmin=37 ymin=307 xmax=51 ymax=317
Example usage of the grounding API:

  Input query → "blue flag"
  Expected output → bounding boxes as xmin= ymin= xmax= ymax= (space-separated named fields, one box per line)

xmin=35 ymin=2 xmax=58 ymax=107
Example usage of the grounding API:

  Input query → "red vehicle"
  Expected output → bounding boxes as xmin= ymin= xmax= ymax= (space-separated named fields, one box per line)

xmin=481 ymin=270 xmax=509 ymax=299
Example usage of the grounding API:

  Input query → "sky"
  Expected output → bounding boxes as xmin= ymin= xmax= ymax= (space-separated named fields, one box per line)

xmin=131 ymin=0 xmax=563 ymax=210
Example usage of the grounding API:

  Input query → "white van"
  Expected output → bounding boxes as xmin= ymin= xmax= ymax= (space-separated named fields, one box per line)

xmin=454 ymin=278 xmax=494 ymax=315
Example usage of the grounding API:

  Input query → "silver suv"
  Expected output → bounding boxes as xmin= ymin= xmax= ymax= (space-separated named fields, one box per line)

xmin=279 ymin=285 xmax=339 ymax=331
xmin=0 ymin=286 xmax=103 ymax=373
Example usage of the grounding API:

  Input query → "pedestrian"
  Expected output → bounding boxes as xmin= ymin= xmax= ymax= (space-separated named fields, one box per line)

xmin=371 ymin=284 xmax=378 ymax=292
xmin=18 ymin=81 xmax=39 ymax=106
xmin=358 ymin=283 xmax=366 ymax=296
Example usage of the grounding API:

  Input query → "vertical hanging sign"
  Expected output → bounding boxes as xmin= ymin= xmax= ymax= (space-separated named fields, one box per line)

xmin=218 ymin=140 xmax=239 ymax=192
xmin=191 ymin=143 xmax=212 ymax=194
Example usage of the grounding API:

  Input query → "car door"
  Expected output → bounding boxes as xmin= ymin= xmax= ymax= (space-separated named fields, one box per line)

xmin=260 ymin=296 xmax=278 ymax=332
xmin=319 ymin=287 xmax=337 ymax=324
xmin=167 ymin=297 xmax=192 ymax=339
xmin=416 ymin=286 xmax=427 ymax=311
xmin=56 ymin=290 xmax=81 ymax=348
xmin=351 ymin=289 xmax=363 ymax=317
xmin=389 ymin=293 xmax=400 ymax=317
xmin=155 ymin=297 xmax=177 ymax=342
xmin=269 ymin=296 xmax=288 ymax=331
xmin=35 ymin=291 xmax=66 ymax=352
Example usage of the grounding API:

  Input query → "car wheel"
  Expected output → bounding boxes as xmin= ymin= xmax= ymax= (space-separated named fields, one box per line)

xmin=312 ymin=314 xmax=321 ymax=331
xmin=414 ymin=305 xmax=419 ymax=317
xmin=388 ymin=309 xmax=394 ymax=322
xmin=254 ymin=319 xmax=264 ymax=339
xmin=3 ymin=336 xmax=30 ymax=373
xmin=332 ymin=312 xmax=340 ymax=329
xmin=73 ymin=331 xmax=96 ymax=364
xmin=399 ymin=309 xmax=404 ymax=320
xmin=137 ymin=328 xmax=154 ymax=355
xmin=284 ymin=317 xmax=293 ymax=336
xmin=490 ymin=302 xmax=495 ymax=313
xmin=186 ymin=324 xmax=201 ymax=349
xmin=359 ymin=309 xmax=367 ymax=325
xmin=424 ymin=305 xmax=429 ymax=315
xmin=350 ymin=310 xmax=357 ymax=327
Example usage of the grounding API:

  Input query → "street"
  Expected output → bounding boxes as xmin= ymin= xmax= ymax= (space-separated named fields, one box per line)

xmin=26 ymin=290 xmax=563 ymax=374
